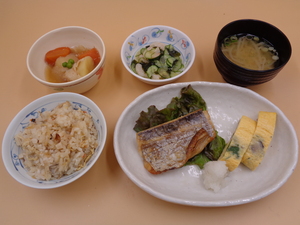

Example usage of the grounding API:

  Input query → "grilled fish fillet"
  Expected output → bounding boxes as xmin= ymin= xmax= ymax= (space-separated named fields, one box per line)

xmin=136 ymin=109 xmax=216 ymax=174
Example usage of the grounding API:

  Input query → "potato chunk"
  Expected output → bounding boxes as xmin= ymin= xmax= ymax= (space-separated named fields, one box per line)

xmin=76 ymin=56 xmax=94 ymax=77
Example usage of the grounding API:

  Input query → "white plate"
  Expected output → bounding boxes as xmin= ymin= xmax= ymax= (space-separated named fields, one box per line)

xmin=113 ymin=82 xmax=298 ymax=207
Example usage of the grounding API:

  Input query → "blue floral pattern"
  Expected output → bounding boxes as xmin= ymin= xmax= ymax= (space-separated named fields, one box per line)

xmin=138 ymin=34 xmax=150 ymax=46
xmin=11 ymin=152 xmax=21 ymax=170
xmin=151 ymin=28 xmax=164 ymax=38
xmin=123 ymin=26 xmax=194 ymax=71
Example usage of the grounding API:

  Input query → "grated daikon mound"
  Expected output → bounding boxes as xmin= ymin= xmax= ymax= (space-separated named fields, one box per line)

xmin=202 ymin=161 xmax=229 ymax=192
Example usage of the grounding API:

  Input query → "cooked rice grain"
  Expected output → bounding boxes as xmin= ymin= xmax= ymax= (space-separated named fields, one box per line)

xmin=15 ymin=101 xmax=98 ymax=181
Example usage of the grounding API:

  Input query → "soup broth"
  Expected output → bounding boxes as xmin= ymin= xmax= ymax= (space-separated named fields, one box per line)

xmin=45 ymin=46 xmax=100 ymax=83
xmin=221 ymin=34 xmax=279 ymax=70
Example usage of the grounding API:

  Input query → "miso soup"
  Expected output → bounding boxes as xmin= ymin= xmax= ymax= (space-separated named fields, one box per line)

xmin=221 ymin=34 xmax=279 ymax=70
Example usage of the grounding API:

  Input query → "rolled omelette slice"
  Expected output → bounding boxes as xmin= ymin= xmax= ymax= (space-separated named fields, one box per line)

xmin=242 ymin=111 xmax=277 ymax=170
xmin=219 ymin=116 xmax=256 ymax=171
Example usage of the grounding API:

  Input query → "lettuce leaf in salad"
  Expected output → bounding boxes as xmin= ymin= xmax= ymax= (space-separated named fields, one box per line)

xmin=133 ymin=84 xmax=226 ymax=168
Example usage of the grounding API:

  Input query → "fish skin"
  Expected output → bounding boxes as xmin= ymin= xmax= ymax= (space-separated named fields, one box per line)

xmin=136 ymin=109 xmax=216 ymax=174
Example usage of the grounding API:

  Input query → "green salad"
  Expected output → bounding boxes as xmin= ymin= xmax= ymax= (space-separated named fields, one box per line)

xmin=130 ymin=43 xmax=184 ymax=79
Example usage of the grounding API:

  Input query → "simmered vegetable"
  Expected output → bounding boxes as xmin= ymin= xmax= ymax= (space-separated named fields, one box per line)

xmin=62 ymin=59 xmax=75 ymax=69
xmin=131 ymin=42 xmax=184 ymax=79
xmin=45 ymin=47 xmax=71 ymax=66
xmin=77 ymin=47 xmax=101 ymax=66
xmin=76 ymin=56 xmax=94 ymax=77
xmin=45 ymin=46 xmax=101 ymax=83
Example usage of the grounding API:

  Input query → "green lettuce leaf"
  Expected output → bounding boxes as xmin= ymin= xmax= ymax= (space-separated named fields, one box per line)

xmin=185 ymin=153 xmax=211 ymax=169
xmin=133 ymin=84 xmax=207 ymax=132
xmin=202 ymin=132 xmax=226 ymax=161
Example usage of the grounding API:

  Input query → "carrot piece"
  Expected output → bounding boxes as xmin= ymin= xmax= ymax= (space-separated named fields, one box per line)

xmin=45 ymin=47 xmax=71 ymax=66
xmin=77 ymin=48 xmax=101 ymax=66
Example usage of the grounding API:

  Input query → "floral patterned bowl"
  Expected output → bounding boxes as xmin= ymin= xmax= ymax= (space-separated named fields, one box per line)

xmin=121 ymin=25 xmax=195 ymax=85
xmin=2 ymin=92 xmax=107 ymax=189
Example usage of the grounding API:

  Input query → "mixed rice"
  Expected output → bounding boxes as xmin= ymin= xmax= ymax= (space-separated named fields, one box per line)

xmin=15 ymin=101 xmax=98 ymax=181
